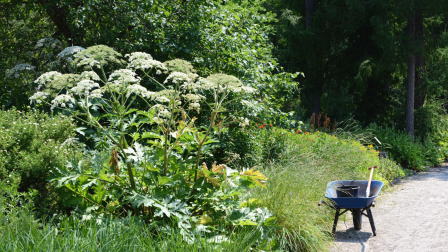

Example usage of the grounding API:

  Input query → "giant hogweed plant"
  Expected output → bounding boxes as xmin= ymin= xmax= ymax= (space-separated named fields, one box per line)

xmin=29 ymin=45 xmax=276 ymax=243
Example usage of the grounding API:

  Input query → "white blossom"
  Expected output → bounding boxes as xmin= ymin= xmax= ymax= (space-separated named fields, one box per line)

xmin=29 ymin=92 xmax=50 ymax=104
xmin=125 ymin=52 xmax=153 ymax=62
xmin=57 ymin=46 xmax=86 ymax=58
xmin=188 ymin=102 xmax=201 ymax=113
xmin=182 ymin=93 xmax=205 ymax=103
xmin=79 ymin=71 xmax=101 ymax=81
xmin=158 ymin=110 xmax=171 ymax=118
xmin=34 ymin=71 xmax=62 ymax=89
xmin=77 ymin=57 xmax=101 ymax=68
xmin=152 ymin=117 xmax=165 ymax=124
xmin=239 ymin=117 xmax=250 ymax=128
xmin=196 ymin=78 xmax=215 ymax=90
xmin=6 ymin=64 xmax=36 ymax=78
xmin=163 ymin=72 xmax=191 ymax=84
xmin=51 ymin=94 xmax=75 ymax=110
xmin=155 ymin=96 xmax=170 ymax=103
xmin=35 ymin=37 xmax=62 ymax=49
xmin=128 ymin=58 xmax=167 ymax=72
xmin=90 ymin=89 xmax=103 ymax=98
xmin=126 ymin=84 xmax=153 ymax=98
xmin=151 ymin=104 xmax=167 ymax=112
xmin=108 ymin=69 xmax=140 ymax=84
xmin=180 ymin=82 xmax=201 ymax=92
xmin=70 ymin=80 xmax=100 ymax=96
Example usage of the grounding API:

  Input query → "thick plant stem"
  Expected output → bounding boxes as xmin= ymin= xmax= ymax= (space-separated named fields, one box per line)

xmin=126 ymin=162 xmax=137 ymax=190
xmin=194 ymin=112 xmax=216 ymax=182
xmin=163 ymin=137 xmax=168 ymax=176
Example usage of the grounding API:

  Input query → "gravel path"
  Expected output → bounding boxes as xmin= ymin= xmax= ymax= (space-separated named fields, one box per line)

xmin=331 ymin=165 xmax=448 ymax=252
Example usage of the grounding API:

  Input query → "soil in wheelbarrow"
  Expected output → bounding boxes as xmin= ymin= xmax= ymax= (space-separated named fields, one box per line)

xmin=331 ymin=164 xmax=448 ymax=252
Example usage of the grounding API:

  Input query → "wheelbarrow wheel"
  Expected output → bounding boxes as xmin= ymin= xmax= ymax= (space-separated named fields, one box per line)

xmin=352 ymin=209 xmax=362 ymax=230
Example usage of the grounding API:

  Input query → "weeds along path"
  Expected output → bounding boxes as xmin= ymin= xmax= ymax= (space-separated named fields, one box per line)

xmin=331 ymin=164 xmax=448 ymax=252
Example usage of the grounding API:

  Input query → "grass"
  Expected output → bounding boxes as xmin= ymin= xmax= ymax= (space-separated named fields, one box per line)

xmin=0 ymin=214 xmax=263 ymax=252
xmin=250 ymin=129 xmax=397 ymax=251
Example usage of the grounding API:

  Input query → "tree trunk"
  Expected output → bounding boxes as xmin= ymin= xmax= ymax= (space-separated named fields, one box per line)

xmin=38 ymin=1 xmax=72 ymax=40
xmin=305 ymin=0 xmax=320 ymax=123
xmin=414 ymin=11 xmax=426 ymax=109
xmin=406 ymin=12 xmax=416 ymax=136
xmin=305 ymin=0 xmax=313 ymax=29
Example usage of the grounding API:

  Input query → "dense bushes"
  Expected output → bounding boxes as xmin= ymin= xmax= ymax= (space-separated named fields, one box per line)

xmin=367 ymin=123 xmax=444 ymax=170
xmin=0 ymin=108 xmax=79 ymax=189
xmin=0 ymin=108 xmax=82 ymax=217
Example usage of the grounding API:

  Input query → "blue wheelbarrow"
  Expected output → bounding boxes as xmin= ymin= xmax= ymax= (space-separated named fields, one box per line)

xmin=319 ymin=180 xmax=384 ymax=236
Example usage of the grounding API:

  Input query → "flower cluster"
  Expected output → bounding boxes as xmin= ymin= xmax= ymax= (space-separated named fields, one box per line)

xmin=6 ymin=64 xmax=36 ymax=79
xmin=79 ymin=71 xmax=101 ymax=81
xmin=70 ymin=80 xmax=100 ymax=96
xmin=51 ymin=94 xmax=75 ymax=110
xmin=163 ymin=72 xmax=191 ymax=84
xmin=125 ymin=52 xmax=153 ymax=61
xmin=126 ymin=52 xmax=167 ymax=74
xmin=34 ymin=71 xmax=62 ymax=89
xmin=239 ymin=117 xmax=250 ymax=128
xmin=35 ymin=37 xmax=62 ymax=49
xmin=76 ymin=57 xmax=101 ymax=68
xmin=29 ymin=92 xmax=50 ymax=104
xmin=57 ymin=46 xmax=86 ymax=61
xmin=108 ymin=69 xmax=141 ymax=84
xmin=126 ymin=84 xmax=154 ymax=98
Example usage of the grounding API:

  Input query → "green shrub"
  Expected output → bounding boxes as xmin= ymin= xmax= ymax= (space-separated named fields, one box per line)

xmin=0 ymin=108 xmax=81 ymax=218
xmin=0 ymin=108 xmax=78 ymax=189
xmin=367 ymin=123 xmax=442 ymax=170
xmin=376 ymin=158 xmax=407 ymax=183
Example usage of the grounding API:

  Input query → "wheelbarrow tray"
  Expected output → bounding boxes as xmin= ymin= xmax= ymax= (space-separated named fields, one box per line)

xmin=325 ymin=180 xmax=384 ymax=209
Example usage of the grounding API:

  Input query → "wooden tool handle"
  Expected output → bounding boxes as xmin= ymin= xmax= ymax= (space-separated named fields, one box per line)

xmin=366 ymin=166 xmax=377 ymax=197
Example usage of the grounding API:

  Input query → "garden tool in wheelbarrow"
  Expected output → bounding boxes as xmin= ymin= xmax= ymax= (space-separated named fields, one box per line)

xmin=318 ymin=166 xmax=383 ymax=236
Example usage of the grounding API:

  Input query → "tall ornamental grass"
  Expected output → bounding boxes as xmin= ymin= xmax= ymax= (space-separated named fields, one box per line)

xmin=251 ymin=130 xmax=404 ymax=251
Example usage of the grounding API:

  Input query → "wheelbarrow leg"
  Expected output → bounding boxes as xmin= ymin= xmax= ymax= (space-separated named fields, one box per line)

xmin=332 ymin=208 xmax=340 ymax=234
xmin=367 ymin=208 xmax=377 ymax=236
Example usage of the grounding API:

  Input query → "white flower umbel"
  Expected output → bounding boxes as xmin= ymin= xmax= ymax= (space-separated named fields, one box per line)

xmin=35 ymin=37 xmax=62 ymax=49
xmin=182 ymin=93 xmax=205 ymax=103
xmin=239 ymin=117 xmax=250 ymax=128
xmin=196 ymin=77 xmax=215 ymax=90
xmin=128 ymin=58 xmax=167 ymax=72
xmin=126 ymin=84 xmax=154 ymax=98
xmin=6 ymin=64 xmax=36 ymax=79
xmin=108 ymin=69 xmax=141 ymax=84
xmin=152 ymin=116 xmax=165 ymax=124
xmin=51 ymin=94 xmax=75 ymax=110
xmin=155 ymin=96 xmax=170 ymax=103
xmin=89 ymin=89 xmax=103 ymax=98
xmin=70 ymin=80 xmax=100 ymax=96
xmin=125 ymin=52 xmax=153 ymax=62
xmin=180 ymin=82 xmax=201 ymax=92
xmin=29 ymin=92 xmax=50 ymax=104
xmin=158 ymin=110 xmax=171 ymax=118
xmin=57 ymin=46 xmax=86 ymax=59
xmin=79 ymin=71 xmax=101 ymax=81
xmin=77 ymin=57 xmax=101 ymax=68
xmin=34 ymin=71 xmax=62 ymax=89
xmin=163 ymin=72 xmax=191 ymax=84
xmin=236 ymin=86 xmax=257 ymax=94
xmin=188 ymin=102 xmax=201 ymax=113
